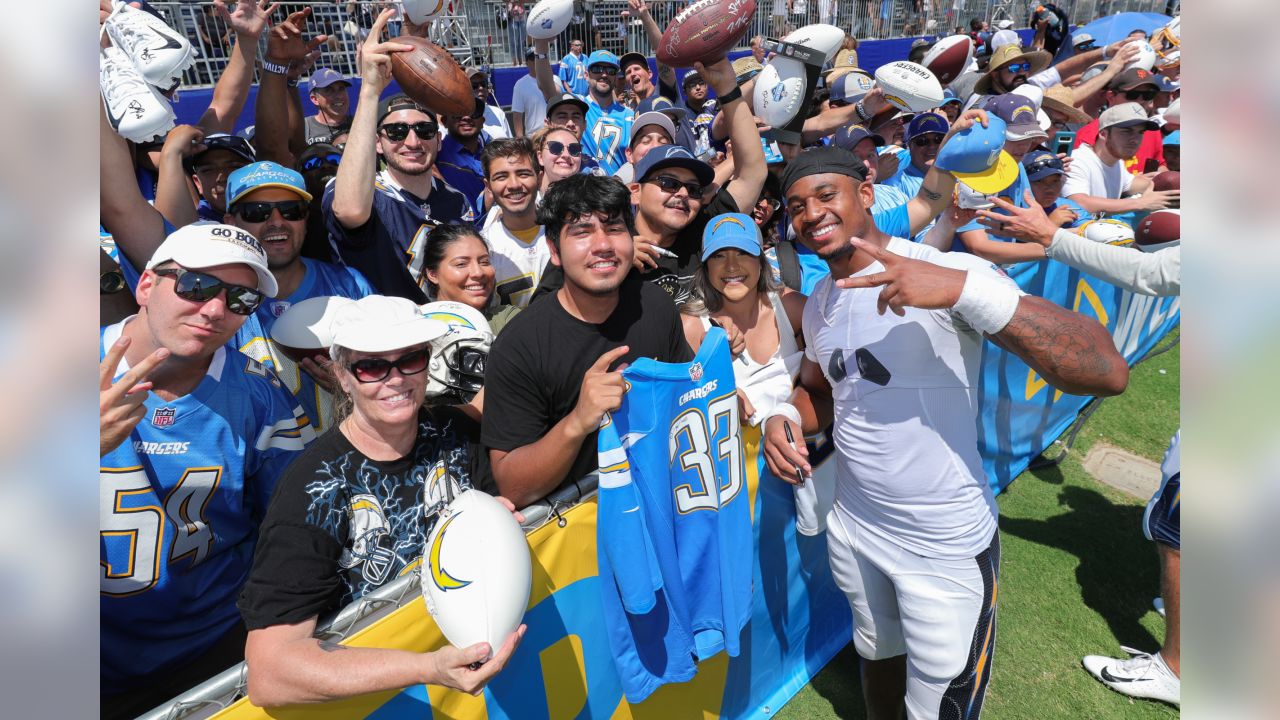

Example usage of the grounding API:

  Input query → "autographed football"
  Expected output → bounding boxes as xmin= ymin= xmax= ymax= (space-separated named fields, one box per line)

xmin=390 ymin=36 xmax=475 ymax=117
xmin=656 ymin=0 xmax=757 ymax=68
xmin=874 ymin=61 xmax=944 ymax=113
xmin=421 ymin=490 xmax=532 ymax=651
xmin=782 ymin=23 xmax=845 ymax=64
xmin=1080 ymin=217 xmax=1135 ymax=245
xmin=527 ymin=0 xmax=574 ymax=40
xmin=1153 ymin=170 xmax=1180 ymax=192
xmin=402 ymin=0 xmax=449 ymax=23
xmin=752 ymin=55 xmax=808 ymax=128
xmin=1125 ymin=40 xmax=1158 ymax=72
xmin=922 ymin=34 xmax=975 ymax=84
xmin=270 ymin=296 xmax=355 ymax=365
xmin=1135 ymin=209 xmax=1180 ymax=251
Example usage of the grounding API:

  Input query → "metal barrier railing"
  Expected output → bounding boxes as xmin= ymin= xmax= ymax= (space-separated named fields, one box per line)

xmin=144 ymin=0 xmax=1174 ymax=93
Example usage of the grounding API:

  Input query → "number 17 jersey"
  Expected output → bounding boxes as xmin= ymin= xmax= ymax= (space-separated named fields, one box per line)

xmin=596 ymin=327 xmax=753 ymax=702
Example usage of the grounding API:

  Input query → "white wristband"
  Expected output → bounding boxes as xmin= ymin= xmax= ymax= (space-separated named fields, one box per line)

xmin=762 ymin=402 xmax=802 ymax=429
xmin=952 ymin=271 xmax=1020 ymax=335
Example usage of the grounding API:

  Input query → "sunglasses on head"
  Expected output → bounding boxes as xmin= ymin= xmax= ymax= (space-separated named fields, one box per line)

xmin=154 ymin=266 xmax=264 ymax=316
xmin=589 ymin=65 xmax=619 ymax=76
xmin=547 ymin=140 xmax=583 ymax=157
xmin=910 ymin=134 xmax=943 ymax=147
xmin=644 ymin=174 xmax=705 ymax=197
xmin=347 ymin=347 xmax=431 ymax=383
xmin=234 ymin=199 xmax=308 ymax=223
xmin=1026 ymin=156 xmax=1063 ymax=174
xmin=301 ymin=153 xmax=342 ymax=171
xmin=1124 ymin=88 xmax=1158 ymax=102
xmin=1003 ymin=62 xmax=1032 ymax=74
xmin=379 ymin=121 xmax=439 ymax=142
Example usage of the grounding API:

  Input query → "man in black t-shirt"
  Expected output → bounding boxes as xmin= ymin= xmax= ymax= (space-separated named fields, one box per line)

xmin=482 ymin=175 xmax=693 ymax=507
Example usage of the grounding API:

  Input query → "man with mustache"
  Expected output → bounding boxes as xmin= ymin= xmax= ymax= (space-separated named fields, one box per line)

xmin=480 ymin=137 xmax=548 ymax=308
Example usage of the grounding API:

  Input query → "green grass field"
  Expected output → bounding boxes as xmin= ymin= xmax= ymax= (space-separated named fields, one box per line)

xmin=777 ymin=328 xmax=1181 ymax=720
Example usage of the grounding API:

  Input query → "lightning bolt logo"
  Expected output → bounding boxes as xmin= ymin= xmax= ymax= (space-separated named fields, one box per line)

xmin=427 ymin=513 xmax=472 ymax=591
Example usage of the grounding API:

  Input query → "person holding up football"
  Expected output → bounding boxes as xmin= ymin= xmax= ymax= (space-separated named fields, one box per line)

xmin=238 ymin=295 xmax=525 ymax=707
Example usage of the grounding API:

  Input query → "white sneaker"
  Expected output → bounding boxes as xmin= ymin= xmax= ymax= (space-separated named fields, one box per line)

xmin=1082 ymin=646 xmax=1180 ymax=706
xmin=103 ymin=0 xmax=194 ymax=90
xmin=101 ymin=46 xmax=175 ymax=143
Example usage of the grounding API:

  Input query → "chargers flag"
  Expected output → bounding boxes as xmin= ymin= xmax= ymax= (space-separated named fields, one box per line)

xmin=596 ymin=326 xmax=754 ymax=702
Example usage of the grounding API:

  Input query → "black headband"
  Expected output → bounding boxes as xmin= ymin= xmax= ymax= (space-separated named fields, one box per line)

xmin=780 ymin=146 xmax=869 ymax=194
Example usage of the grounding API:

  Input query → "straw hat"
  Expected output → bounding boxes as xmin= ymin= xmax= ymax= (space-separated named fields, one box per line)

xmin=973 ymin=44 xmax=1052 ymax=95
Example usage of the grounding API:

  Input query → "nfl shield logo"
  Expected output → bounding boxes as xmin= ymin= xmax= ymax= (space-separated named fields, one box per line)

xmin=688 ymin=362 xmax=703 ymax=382
xmin=152 ymin=407 xmax=176 ymax=427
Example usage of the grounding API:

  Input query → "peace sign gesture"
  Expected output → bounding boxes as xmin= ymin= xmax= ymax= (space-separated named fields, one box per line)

xmin=100 ymin=336 xmax=169 ymax=457
xmin=834 ymin=238 xmax=967 ymax=316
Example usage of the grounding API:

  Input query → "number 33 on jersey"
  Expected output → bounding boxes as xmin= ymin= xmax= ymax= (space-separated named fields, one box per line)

xmin=595 ymin=327 xmax=753 ymax=702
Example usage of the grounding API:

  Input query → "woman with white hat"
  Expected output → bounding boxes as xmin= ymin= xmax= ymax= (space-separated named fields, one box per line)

xmin=238 ymin=295 xmax=524 ymax=707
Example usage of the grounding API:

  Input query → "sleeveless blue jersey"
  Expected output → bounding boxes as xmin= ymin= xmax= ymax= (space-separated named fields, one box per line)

xmin=583 ymin=95 xmax=633 ymax=175
xmin=596 ymin=327 xmax=753 ymax=702
xmin=233 ymin=256 xmax=373 ymax=434
xmin=99 ymin=320 xmax=317 ymax=691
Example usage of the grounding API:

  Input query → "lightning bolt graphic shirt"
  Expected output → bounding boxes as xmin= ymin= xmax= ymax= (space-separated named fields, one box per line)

xmin=238 ymin=406 xmax=485 ymax=630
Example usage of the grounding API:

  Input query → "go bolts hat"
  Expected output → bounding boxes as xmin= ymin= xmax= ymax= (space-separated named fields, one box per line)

xmin=328 ymin=295 xmax=449 ymax=357
xmin=635 ymin=144 xmax=714 ymax=186
xmin=226 ymin=161 xmax=313 ymax=207
xmin=935 ymin=115 xmax=1019 ymax=194
xmin=701 ymin=213 xmax=763 ymax=261
xmin=146 ymin=223 xmax=278 ymax=297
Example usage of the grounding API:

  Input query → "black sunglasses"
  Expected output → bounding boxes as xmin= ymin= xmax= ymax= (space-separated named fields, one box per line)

xmin=101 ymin=270 xmax=127 ymax=295
xmin=589 ymin=65 xmax=619 ymax=76
xmin=234 ymin=199 xmax=308 ymax=223
xmin=347 ymin=347 xmax=431 ymax=383
xmin=547 ymin=140 xmax=583 ymax=157
xmin=1124 ymin=88 xmax=1158 ymax=102
xmin=301 ymin=153 xmax=342 ymax=171
xmin=380 ymin=121 xmax=439 ymax=142
xmin=910 ymin=135 xmax=943 ymax=147
xmin=644 ymin=174 xmax=705 ymax=197
xmin=154 ymin=267 xmax=264 ymax=316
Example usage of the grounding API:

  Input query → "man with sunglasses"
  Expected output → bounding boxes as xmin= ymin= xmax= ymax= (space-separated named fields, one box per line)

xmin=154 ymin=131 xmax=256 ymax=228
xmin=100 ymin=223 xmax=316 ymax=718
xmin=532 ymin=40 xmax=634 ymax=175
xmin=296 ymin=142 xmax=344 ymax=262
xmin=469 ymin=69 xmax=513 ymax=140
xmin=885 ymin=113 xmax=949 ymax=200
xmin=1063 ymin=103 xmax=1178 ymax=216
xmin=438 ymin=101 xmax=496 ymax=221
xmin=225 ymin=161 xmax=374 ymax=434
xmin=328 ymin=15 xmax=470 ymax=302
xmin=1070 ymin=68 xmax=1168 ymax=173
xmin=480 ymin=137 xmax=549 ymax=307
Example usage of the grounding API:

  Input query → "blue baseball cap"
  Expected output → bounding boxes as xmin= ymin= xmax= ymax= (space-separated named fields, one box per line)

xmin=905 ymin=113 xmax=949 ymax=142
xmin=935 ymin=116 xmax=1019 ymax=194
xmin=1152 ymin=74 xmax=1179 ymax=93
xmin=308 ymin=68 xmax=349 ymax=93
xmin=832 ymin=124 xmax=884 ymax=151
xmin=1021 ymin=149 xmax=1065 ymax=182
xmin=1163 ymin=130 xmax=1180 ymax=146
xmin=940 ymin=88 xmax=962 ymax=106
xmin=634 ymin=144 xmax=714 ymax=187
xmin=586 ymin=50 xmax=620 ymax=70
xmin=227 ymin=161 xmax=313 ymax=207
xmin=701 ymin=213 xmax=762 ymax=261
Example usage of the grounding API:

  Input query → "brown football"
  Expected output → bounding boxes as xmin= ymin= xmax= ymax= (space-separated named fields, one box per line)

xmin=656 ymin=0 xmax=757 ymax=68
xmin=1152 ymin=170 xmax=1179 ymax=192
xmin=389 ymin=36 xmax=474 ymax=117
xmin=1135 ymin=209 xmax=1180 ymax=249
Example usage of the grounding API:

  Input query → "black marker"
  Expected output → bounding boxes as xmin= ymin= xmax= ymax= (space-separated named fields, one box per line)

xmin=783 ymin=422 xmax=807 ymax=487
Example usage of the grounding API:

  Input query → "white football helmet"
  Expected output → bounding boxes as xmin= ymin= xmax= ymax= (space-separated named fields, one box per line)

xmin=1080 ymin=218 xmax=1135 ymax=245
xmin=418 ymin=301 xmax=494 ymax=401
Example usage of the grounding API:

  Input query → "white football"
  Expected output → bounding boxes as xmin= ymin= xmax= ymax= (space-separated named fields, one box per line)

xmin=527 ymin=0 xmax=574 ymax=40
xmin=874 ymin=61 xmax=944 ymax=113
xmin=752 ymin=55 xmax=808 ymax=129
xmin=402 ymin=0 xmax=449 ymax=23
xmin=421 ymin=490 xmax=531 ymax=651
xmin=782 ymin=24 xmax=845 ymax=64
xmin=1125 ymin=41 xmax=1157 ymax=72
xmin=1080 ymin=218 xmax=1135 ymax=246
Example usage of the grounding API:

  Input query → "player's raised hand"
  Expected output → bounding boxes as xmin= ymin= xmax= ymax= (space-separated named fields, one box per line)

xmin=427 ymin=624 xmax=526 ymax=695
xmin=835 ymin=239 xmax=967 ymax=316
xmin=100 ymin=336 xmax=169 ymax=457
xmin=569 ymin=345 xmax=631 ymax=437
xmin=975 ymin=191 xmax=1059 ymax=246
xmin=762 ymin=415 xmax=808 ymax=485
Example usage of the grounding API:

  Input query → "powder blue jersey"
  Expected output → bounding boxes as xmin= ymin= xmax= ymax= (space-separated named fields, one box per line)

xmin=100 ymin=320 xmax=317 ymax=691
xmin=233 ymin=257 xmax=373 ymax=434
xmin=596 ymin=327 xmax=753 ymax=702
xmin=583 ymin=95 xmax=633 ymax=175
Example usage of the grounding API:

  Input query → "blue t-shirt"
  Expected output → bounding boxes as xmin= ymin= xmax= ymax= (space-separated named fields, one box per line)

xmin=884 ymin=161 xmax=928 ymax=200
xmin=559 ymin=53 xmax=589 ymax=96
xmin=233 ymin=257 xmax=373 ymax=434
xmin=583 ymin=95 xmax=633 ymax=175
xmin=436 ymin=133 xmax=491 ymax=220
xmin=1046 ymin=196 xmax=1093 ymax=229
xmin=596 ymin=327 xmax=753 ymax=703
xmin=100 ymin=320 xmax=315 ymax=692
xmin=323 ymin=171 xmax=471 ymax=303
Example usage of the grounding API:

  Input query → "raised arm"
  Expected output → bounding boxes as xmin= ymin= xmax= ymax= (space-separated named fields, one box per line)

xmin=255 ymin=6 xmax=327 ymax=166
xmin=197 ymin=0 xmax=273 ymax=134
xmin=532 ymin=37 xmax=561 ymax=101
xmin=153 ymin=125 xmax=206 ymax=228
xmin=903 ymin=108 xmax=989 ymax=234
xmin=704 ymin=57 xmax=766 ymax=212
xmin=1066 ymin=43 xmax=1139 ymax=107
xmin=101 ymin=105 xmax=168 ymax=271
xmin=626 ymin=0 xmax=676 ymax=89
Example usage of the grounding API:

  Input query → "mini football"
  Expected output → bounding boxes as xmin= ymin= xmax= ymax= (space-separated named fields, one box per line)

xmin=390 ymin=36 xmax=475 ymax=117
xmin=656 ymin=0 xmax=757 ymax=68
xmin=527 ymin=0 xmax=574 ymax=40
xmin=421 ymin=490 xmax=531 ymax=651
xmin=922 ymin=34 xmax=974 ymax=84
xmin=782 ymin=23 xmax=844 ymax=64
xmin=402 ymin=0 xmax=449 ymax=23
xmin=1153 ymin=170 xmax=1180 ymax=192
xmin=270 ymin=296 xmax=355 ymax=365
xmin=1080 ymin=217 xmax=1135 ymax=245
xmin=752 ymin=55 xmax=808 ymax=129
xmin=1125 ymin=40 xmax=1157 ymax=72
xmin=874 ymin=61 xmax=944 ymax=113
xmin=1135 ymin=209 xmax=1180 ymax=251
